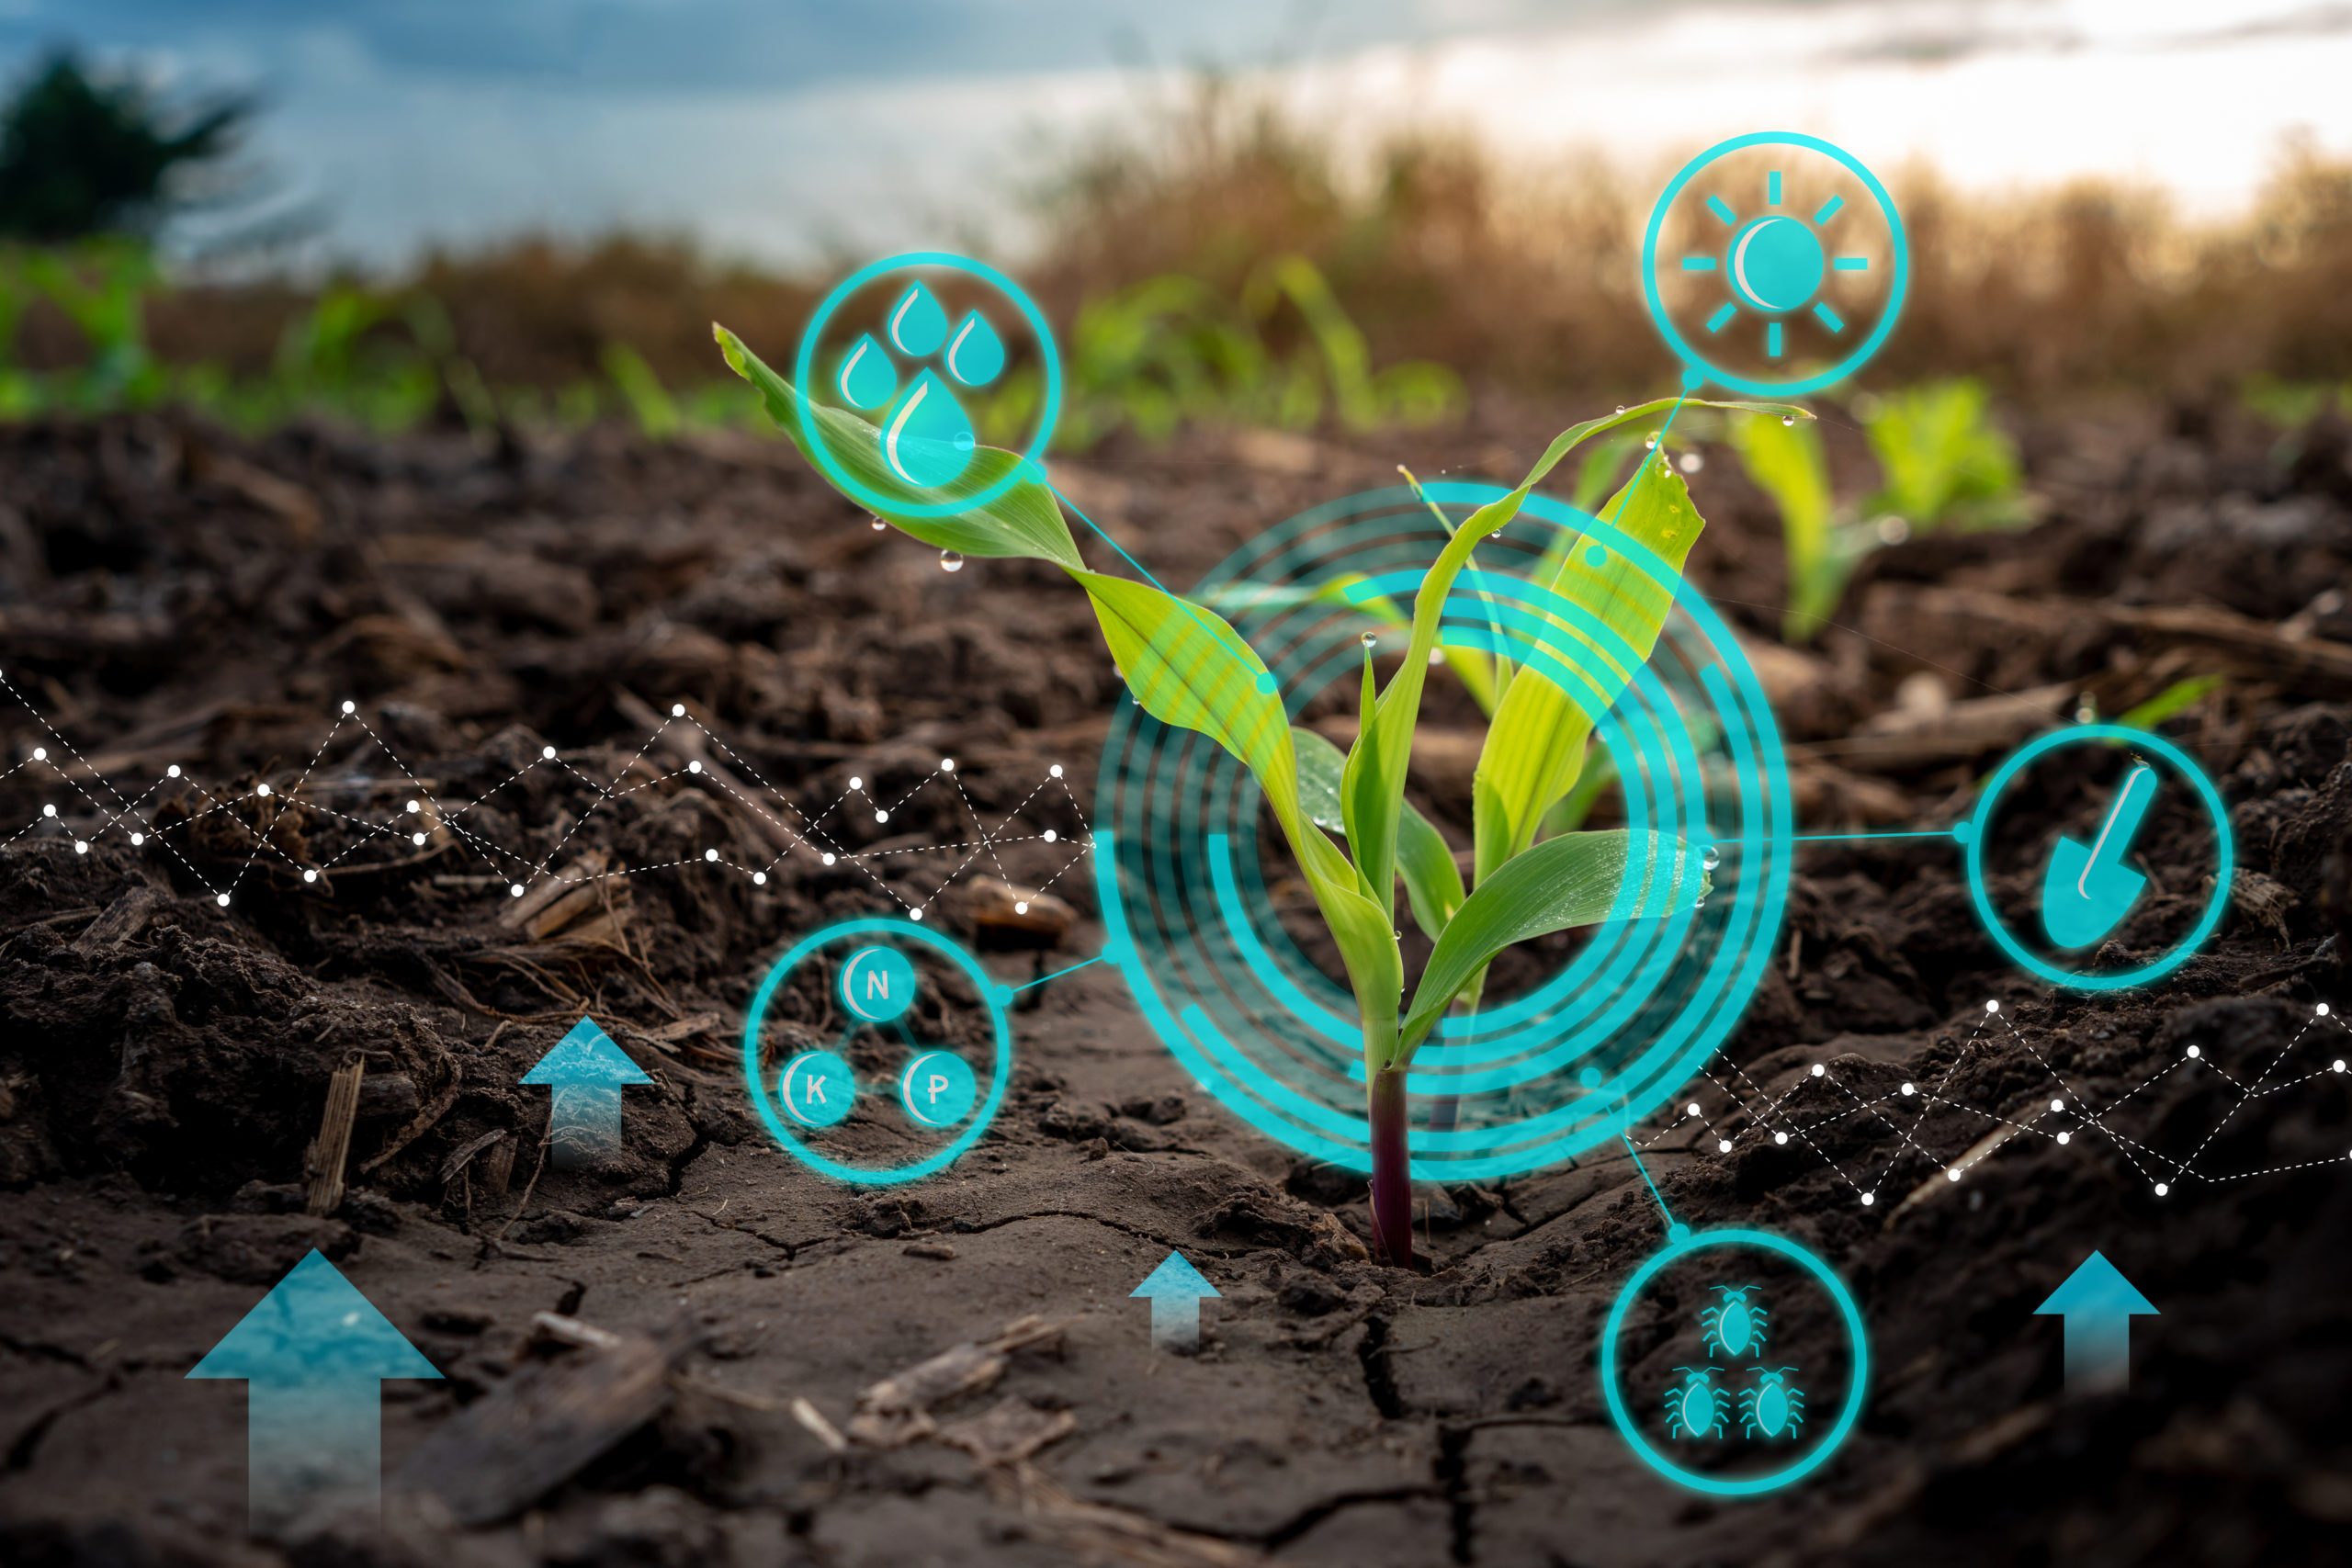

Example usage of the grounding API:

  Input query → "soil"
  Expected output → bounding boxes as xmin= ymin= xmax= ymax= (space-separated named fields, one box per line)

xmin=0 ymin=397 xmax=2349 ymax=1568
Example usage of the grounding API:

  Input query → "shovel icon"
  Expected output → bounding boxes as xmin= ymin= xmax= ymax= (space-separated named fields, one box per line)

xmin=2041 ymin=762 xmax=2157 ymax=950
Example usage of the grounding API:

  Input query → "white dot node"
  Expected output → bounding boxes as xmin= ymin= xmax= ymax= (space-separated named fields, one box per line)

xmin=2335 ymin=1060 xmax=2346 ymax=1074
xmin=30 ymin=747 xmax=43 ymax=761
xmin=40 ymin=804 xmax=54 ymax=817
xmin=1810 ymin=1064 xmax=1825 ymax=1077
xmin=1717 ymin=1138 xmax=1733 ymax=1154
xmin=1860 ymin=1192 xmax=1875 ymax=1206
xmin=73 ymin=840 xmax=85 ymax=855
xmin=342 ymin=701 xmax=356 ymax=715
xmin=2154 ymin=1183 xmax=2170 ymax=1196
xmin=302 ymin=869 xmax=318 ymax=883
xmin=2320 ymin=1003 xmax=2333 ymax=1017
xmin=2187 ymin=1044 xmax=2201 ymax=1058
xmin=1049 ymin=764 xmax=1064 ymax=778
xmin=671 ymin=703 xmax=685 ymax=717
xmin=167 ymin=765 xmax=180 ymax=778
xmin=1947 ymin=1168 xmax=1962 ymax=1182
xmin=2051 ymin=1098 xmax=2064 ymax=1112
xmin=752 ymin=872 xmax=766 ymax=886
xmin=406 ymin=800 xmax=421 ymax=814
xmin=941 ymin=758 xmax=956 ymax=772
xmin=510 ymin=884 xmax=526 ymax=897
xmin=1686 ymin=1101 xmax=1702 ymax=1117
xmin=704 ymin=848 xmax=718 ymax=863
xmin=1043 ymin=829 xmax=1058 ymax=843
xmin=875 ymin=810 xmax=889 ymax=823
xmin=215 ymin=894 xmax=230 ymax=907
xmin=256 ymin=783 xmax=271 ymax=797
xmin=848 ymin=776 xmax=863 ymax=791
xmin=2057 ymin=1132 xmax=2071 ymax=1145
xmin=1985 ymin=999 xmax=2000 ymax=1013
xmin=1774 ymin=1131 xmax=1788 ymax=1145
xmin=129 ymin=833 xmax=142 ymax=846
xmin=542 ymin=745 xmax=558 ymax=760
xmin=821 ymin=852 xmax=836 ymax=866
xmin=1901 ymin=1082 xmax=1916 ymax=1096
xmin=909 ymin=908 xmax=923 ymax=921
xmin=688 ymin=760 xmax=702 ymax=773
xmin=412 ymin=832 xmax=426 ymax=846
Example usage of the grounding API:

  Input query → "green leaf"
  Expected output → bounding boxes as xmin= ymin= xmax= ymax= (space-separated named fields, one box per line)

xmin=1072 ymin=571 xmax=1404 ymax=1059
xmin=1728 ymin=410 xmax=1842 ymax=643
xmin=1399 ymin=829 xmax=1705 ymax=1055
xmin=714 ymin=322 xmax=1084 ymax=572
xmin=1859 ymin=378 xmax=2023 ymax=531
xmin=1470 ymin=454 xmax=1705 ymax=886
xmin=1295 ymin=727 xmax=1464 ymax=942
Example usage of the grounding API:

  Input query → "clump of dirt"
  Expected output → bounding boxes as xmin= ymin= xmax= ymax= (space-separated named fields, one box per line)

xmin=0 ymin=401 xmax=2346 ymax=1568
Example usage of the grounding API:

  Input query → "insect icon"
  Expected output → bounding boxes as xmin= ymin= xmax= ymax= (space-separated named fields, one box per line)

xmin=1701 ymin=1284 xmax=1769 ymax=1360
xmin=1740 ymin=1367 xmax=1806 ymax=1440
xmin=1663 ymin=1366 xmax=1731 ymax=1440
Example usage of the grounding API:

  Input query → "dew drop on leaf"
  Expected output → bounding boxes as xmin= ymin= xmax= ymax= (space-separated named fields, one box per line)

xmin=1781 ymin=415 xmax=1796 ymax=427
xmin=1702 ymin=845 xmax=1722 ymax=872
xmin=1359 ymin=631 xmax=1377 ymax=649
xmin=940 ymin=550 xmax=965 ymax=572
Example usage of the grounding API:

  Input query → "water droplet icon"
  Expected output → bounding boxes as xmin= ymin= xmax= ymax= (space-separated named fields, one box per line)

xmin=944 ymin=310 xmax=1005 ymax=386
xmin=836 ymin=333 xmax=898 ymax=410
xmin=881 ymin=369 xmax=976 ymax=489
xmin=887 ymin=281 xmax=949 ymax=357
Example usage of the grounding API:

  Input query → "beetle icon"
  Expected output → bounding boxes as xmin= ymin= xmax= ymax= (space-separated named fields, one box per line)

xmin=1663 ymin=1365 xmax=1730 ymax=1440
xmin=1701 ymin=1284 xmax=1768 ymax=1360
xmin=1740 ymin=1366 xmax=1806 ymax=1440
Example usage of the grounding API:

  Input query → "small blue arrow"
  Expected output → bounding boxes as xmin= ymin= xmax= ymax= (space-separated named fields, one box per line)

xmin=187 ymin=1249 xmax=441 ymax=1537
xmin=521 ymin=1015 xmax=652 ymax=1168
xmin=2034 ymin=1249 xmax=2157 ymax=1396
xmin=1131 ymin=1250 xmax=1220 ymax=1351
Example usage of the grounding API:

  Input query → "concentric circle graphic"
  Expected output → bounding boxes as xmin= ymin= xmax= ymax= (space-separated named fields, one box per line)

xmin=1093 ymin=482 xmax=1795 ymax=1179
xmin=1642 ymin=132 xmax=1908 ymax=396
xmin=741 ymin=918 xmax=1012 ymax=1185
xmin=792 ymin=251 xmax=1062 ymax=520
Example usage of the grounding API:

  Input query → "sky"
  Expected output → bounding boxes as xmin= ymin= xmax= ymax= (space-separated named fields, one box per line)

xmin=8 ymin=0 xmax=2351 ymax=270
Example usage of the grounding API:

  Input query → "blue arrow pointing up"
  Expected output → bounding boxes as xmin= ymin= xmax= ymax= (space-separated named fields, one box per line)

xmin=187 ymin=1249 xmax=441 ymax=1538
xmin=2034 ymin=1250 xmax=2157 ymax=1396
xmin=521 ymin=1015 xmax=651 ymax=1167
xmin=1131 ymin=1250 xmax=1220 ymax=1351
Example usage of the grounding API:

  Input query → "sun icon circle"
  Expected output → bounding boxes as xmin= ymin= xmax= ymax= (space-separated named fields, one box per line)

xmin=1641 ymin=132 xmax=1907 ymax=397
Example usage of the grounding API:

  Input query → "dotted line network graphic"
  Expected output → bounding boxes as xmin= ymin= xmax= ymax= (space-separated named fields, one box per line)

xmin=1634 ymin=999 xmax=2352 ymax=1204
xmin=0 ymin=671 xmax=1093 ymax=921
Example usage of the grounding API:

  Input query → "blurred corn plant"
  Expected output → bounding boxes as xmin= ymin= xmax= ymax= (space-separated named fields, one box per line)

xmin=984 ymin=253 xmax=1463 ymax=452
xmin=719 ymin=318 xmax=1801 ymax=1266
xmin=1733 ymin=378 xmax=2029 ymax=643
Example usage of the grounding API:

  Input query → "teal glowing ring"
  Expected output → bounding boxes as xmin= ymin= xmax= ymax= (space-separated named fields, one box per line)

xmin=1641 ymin=132 xmax=1907 ymax=397
xmin=1600 ymin=1227 xmax=1869 ymax=1495
xmin=1095 ymin=481 xmax=1794 ymax=1178
xmin=791 ymin=252 xmax=1061 ymax=519
xmin=740 ymin=918 xmax=1012 ymax=1184
xmin=1964 ymin=725 xmax=2233 ymax=991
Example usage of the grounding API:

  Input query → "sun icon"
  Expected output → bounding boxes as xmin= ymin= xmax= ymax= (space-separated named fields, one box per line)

xmin=1642 ymin=133 xmax=1907 ymax=396
xmin=1685 ymin=173 xmax=1871 ymax=360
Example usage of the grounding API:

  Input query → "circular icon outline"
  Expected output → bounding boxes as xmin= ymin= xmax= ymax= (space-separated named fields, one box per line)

xmin=841 ymin=943 xmax=919 ymax=1022
xmin=1641 ymin=131 xmax=1909 ymax=397
xmin=741 ymin=918 xmax=1011 ymax=1184
xmin=776 ymin=1049 xmax=856 ymax=1128
xmin=1600 ymin=1226 xmax=1870 ymax=1496
xmin=792 ymin=251 xmax=1062 ymax=520
xmin=1964 ymin=725 xmax=2233 ymax=991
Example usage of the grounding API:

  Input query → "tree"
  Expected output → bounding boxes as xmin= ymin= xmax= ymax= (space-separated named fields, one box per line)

xmin=0 ymin=51 xmax=254 ymax=242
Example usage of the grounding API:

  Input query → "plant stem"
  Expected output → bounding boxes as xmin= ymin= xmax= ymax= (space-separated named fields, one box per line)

xmin=1366 ymin=1065 xmax=1414 ymax=1269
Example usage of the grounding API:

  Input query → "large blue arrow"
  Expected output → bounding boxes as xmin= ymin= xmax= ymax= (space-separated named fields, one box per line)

xmin=1131 ymin=1250 xmax=1220 ymax=1351
xmin=2034 ymin=1250 xmax=2157 ymax=1395
xmin=522 ymin=1014 xmax=652 ymax=1167
xmin=187 ymin=1249 xmax=441 ymax=1537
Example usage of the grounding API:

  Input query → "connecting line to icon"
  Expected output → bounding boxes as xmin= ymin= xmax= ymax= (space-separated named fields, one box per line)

xmin=0 ymin=679 xmax=1094 ymax=920
xmin=1630 ymin=1001 xmax=2351 ymax=1206
xmin=1622 ymin=1134 xmax=1691 ymax=1243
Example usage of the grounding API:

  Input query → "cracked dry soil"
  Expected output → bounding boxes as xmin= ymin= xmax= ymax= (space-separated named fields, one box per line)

xmin=1 ymin=401 xmax=2350 ymax=1568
